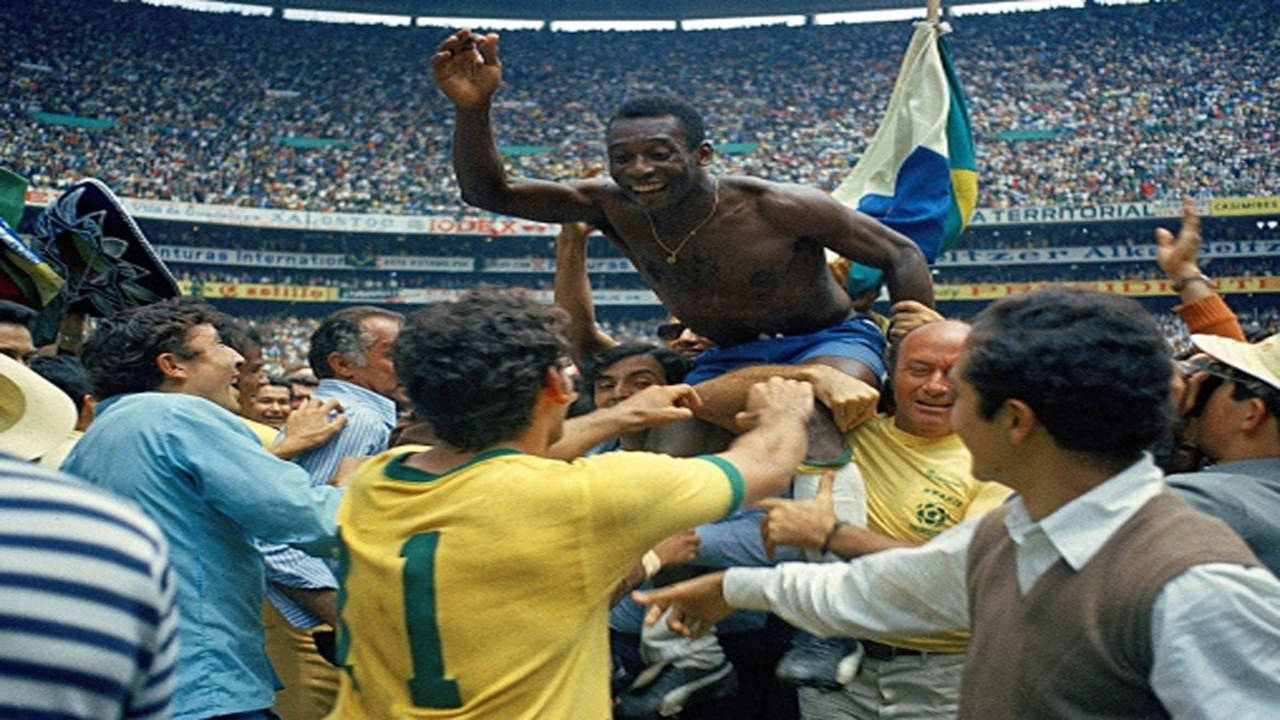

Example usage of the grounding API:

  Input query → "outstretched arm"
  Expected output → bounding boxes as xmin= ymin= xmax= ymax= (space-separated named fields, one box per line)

xmin=1155 ymin=197 xmax=1244 ymax=341
xmin=554 ymin=222 xmax=618 ymax=366
xmin=546 ymin=383 xmax=703 ymax=460
xmin=634 ymin=518 xmax=976 ymax=640
xmin=758 ymin=472 xmax=914 ymax=560
xmin=763 ymin=184 xmax=934 ymax=307
xmin=692 ymin=360 xmax=879 ymax=434
xmin=433 ymin=29 xmax=606 ymax=223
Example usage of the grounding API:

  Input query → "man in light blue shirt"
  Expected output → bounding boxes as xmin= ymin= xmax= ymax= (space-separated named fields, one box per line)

xmin=637 ymin=289 xmax=1280 ymax=719
xmin=258 ymin=306 xmax=402 ymax=719
xmin=63 ymin=298 xmax=343 ymax=720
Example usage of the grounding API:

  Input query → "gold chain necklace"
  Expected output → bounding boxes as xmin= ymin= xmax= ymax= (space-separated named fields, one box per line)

xmin=643 ymin=176 xmax=719 ymax=265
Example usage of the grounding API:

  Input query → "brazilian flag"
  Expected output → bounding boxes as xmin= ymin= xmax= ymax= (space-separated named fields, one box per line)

xmin=833 ymin=19 xmax=977 ymax=264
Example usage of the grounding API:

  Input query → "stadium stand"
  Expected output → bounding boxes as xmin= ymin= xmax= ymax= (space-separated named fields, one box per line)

xmin=4 ymin=0 xmax=1277 ymax=213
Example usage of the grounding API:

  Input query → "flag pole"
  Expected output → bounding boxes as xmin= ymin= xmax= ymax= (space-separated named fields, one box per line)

xmin=927 ymin=0 xmax=941 ymax=23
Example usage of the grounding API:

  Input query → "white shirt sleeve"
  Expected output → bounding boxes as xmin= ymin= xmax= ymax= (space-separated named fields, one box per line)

xmin=1150 ymin=563 xmax=1280 ymax=719
xmin=724 ymin=517 xmax=977 ymax=639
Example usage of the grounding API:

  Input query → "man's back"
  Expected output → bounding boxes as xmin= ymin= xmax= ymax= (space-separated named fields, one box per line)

xmin=1166 ymin=458 xmax=1280 ymax=576
xmin=964 ymin=487 xmax=1261 ymax=718
xmin=292 ymin=377 xmax=396 ymax=483
xmin=332 ymin=448 xmax=743 ymax=719
xmin=0 ymin=457 xmax=177 ymax=720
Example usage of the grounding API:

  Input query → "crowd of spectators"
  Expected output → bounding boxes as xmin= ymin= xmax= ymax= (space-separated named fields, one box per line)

xmin=936 ymin=256 xmax=1280 ymax=285
xmin=243 ymin=313 xmax=662 ymax=375
xmin=7 ymin=0 xmax=1279 ymax=369
xmin=5 ymin=0 xmax=1277 ymax=216
xmin=230 ymin=305 xmax=1273 ymax=382
xmin=173 ymin=257 xmax=1280 ymax=292
xmin=173 ymin=267 xmax=654 ymax=291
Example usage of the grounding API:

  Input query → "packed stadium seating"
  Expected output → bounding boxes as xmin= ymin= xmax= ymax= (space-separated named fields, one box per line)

xmin=6 ymin=0 xmax=1278 ymax=365
xmin=5 ymin=0 xmax=1276 ymax=214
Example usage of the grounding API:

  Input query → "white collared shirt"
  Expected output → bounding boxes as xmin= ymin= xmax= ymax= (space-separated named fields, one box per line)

xmin=725 ymin=455 xmax=1280 ymax=718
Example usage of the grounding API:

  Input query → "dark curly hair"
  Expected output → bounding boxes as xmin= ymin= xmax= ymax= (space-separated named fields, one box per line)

xmin=0 ymin=300 xmax=37 ymax=327
xmin=609 ymin=95 xmax=707 ymax=150
xmin=963 ymin=288 xmax=1172 ymax=463
xmin=82 ymin=297 xmax=230 ymax=400
xmin=218 ymin=318 xmax=264 ymax=358
xmin=30 ymin=355 xmax=92 ymax=413
xmin=394 ymin=287 xmax=569 ymax=452
xmin=584 ymin=343 xmax=689 ymax=394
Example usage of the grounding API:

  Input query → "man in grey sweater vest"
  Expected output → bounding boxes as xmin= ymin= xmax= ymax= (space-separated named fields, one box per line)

xmin=635 ymin=288 xmax=1280 ymax=719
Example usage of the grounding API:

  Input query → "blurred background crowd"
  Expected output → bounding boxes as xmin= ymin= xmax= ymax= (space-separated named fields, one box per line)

xmin=4 ymin=0 xmax=1276 ymax=215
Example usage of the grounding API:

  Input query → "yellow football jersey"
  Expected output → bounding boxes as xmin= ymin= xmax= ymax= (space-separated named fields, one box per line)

xmin=330 ymin=447 xmax=743 ymax=719
xmin=847 ymin=415 xmax=1012 ymax=652
xmin=240 ymin=416 xmax=279 ymax=449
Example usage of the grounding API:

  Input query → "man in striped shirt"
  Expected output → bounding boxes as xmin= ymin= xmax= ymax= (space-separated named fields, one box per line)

xmin=0 ymin=352 xmax=178 ymax=719
xmin=260 ymin=306 xmax=403 ymax=720
xmin=0 ymin=457 xmax=179 ymax=720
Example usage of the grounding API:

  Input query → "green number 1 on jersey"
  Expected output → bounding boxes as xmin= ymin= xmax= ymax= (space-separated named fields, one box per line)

xmin=401 ymin=532 xmax=463 ymax=708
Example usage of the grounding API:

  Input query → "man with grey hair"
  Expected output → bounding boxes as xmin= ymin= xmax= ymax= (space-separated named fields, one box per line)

xmin=260 ymin=305 xmax=404 ymax=720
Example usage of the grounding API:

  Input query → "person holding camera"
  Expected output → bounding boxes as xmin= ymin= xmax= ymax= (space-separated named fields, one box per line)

xmin=1152 ymin=197 xmax=1278 ymax=576
xmin=1166 ymin=333 xmax=1280 ymax=577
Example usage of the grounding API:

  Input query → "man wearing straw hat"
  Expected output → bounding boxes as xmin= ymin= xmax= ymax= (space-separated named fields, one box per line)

xmin=1167 ymin=333 xmax=1280 ymax=576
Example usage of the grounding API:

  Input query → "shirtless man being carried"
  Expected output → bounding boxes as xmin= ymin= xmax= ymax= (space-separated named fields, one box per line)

xmin=433 ymin=29 xmax=934 ymax=462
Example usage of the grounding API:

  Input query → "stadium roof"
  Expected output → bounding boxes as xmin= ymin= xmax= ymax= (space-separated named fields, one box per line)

xmin=269 ymin=1 xmax=1037 ymax=22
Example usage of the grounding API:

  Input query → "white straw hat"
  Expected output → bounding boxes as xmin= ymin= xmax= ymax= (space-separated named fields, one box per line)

xmin=1190 ymin=333 xmax=1280 ymax=392
xmin=0 ymin=352 xmax=77 ymax=460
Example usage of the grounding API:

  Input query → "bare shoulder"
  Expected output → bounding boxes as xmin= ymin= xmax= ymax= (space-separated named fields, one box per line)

xmin=746 ymin=178 xmax=849 ymax=233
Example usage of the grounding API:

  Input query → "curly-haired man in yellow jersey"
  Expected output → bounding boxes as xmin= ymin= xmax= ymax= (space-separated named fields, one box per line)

xmin=330 ymin=287 xmax=817 ymax=719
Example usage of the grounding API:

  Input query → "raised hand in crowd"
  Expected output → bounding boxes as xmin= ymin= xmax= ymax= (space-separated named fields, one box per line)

xmin=758 ymin=471 xmax=838 ymax=559
xmin=1155 ymin=197 xmax=1212 ymax=302
xmin=801 ymin=364 xmax=880 ymax=433
xmin=432 ymin=29 xmax=503 ymax=108
xmin=653 ymin=528 xmax=702 ymax=568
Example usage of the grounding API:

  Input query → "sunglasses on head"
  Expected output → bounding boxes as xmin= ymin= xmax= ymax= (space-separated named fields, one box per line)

xmin=1186 ymin=360 xmax=1278 ymax=417
xmin=656 ymin=322 xmax=686 ymax=341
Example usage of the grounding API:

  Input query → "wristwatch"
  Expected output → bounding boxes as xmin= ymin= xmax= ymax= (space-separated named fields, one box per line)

xmin=1171 ymin=273 xmax=1211 ymax=292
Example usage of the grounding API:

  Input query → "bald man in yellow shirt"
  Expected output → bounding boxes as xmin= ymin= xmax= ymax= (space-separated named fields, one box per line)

xmin=760 ymin=320 xmax=1011 ymax=720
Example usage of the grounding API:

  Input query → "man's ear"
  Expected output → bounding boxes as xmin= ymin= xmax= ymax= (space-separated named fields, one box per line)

xmin=1240 ymin=397 xmax=1271 ymax=434
xmin=155 ymin=352 xmax=185 ymax=381
xmin=695 ymin=141 xmax=714 ymax=167
xmin=542 ymin=366 xmax=573 ymax=405
xmin=1003 ymin=398 xmax=1039 ymax=446
xmin=78 ymin=394 xmax=97 ymax=429
xmin=327 ymin=350 xmax=355 ymax=380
